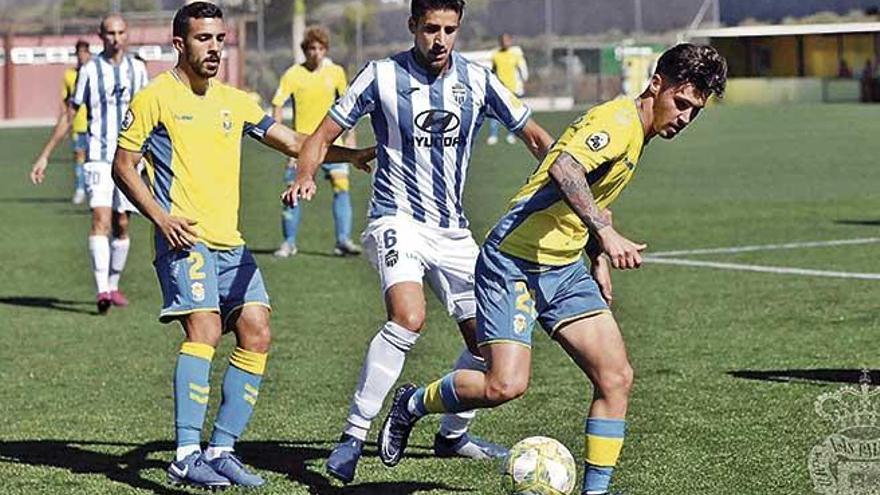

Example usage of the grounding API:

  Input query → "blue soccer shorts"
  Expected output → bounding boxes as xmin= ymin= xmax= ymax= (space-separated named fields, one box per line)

xmin=154 ymin=241 xmax=270 ymax=330
xmin=475 ymin=242 xmax=610 ymax=348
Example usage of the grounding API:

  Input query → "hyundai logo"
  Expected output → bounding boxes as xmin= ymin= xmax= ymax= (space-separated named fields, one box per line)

xmin=414 ymin=109 xmax=460 ymax=134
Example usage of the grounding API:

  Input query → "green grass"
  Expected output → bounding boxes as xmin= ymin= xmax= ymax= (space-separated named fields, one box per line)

xmin=2 ymin=103 xmax=880 ymax=494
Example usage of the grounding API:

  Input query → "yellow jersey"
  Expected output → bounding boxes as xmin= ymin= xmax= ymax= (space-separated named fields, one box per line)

xmin=489 ymin=98 xmax=645 ymax=266
xmin=491 ymin=47 xmax=527 ymax=96
xmin=63 ymin=68 xmax=88 ymax=134
xmin=117 ymin=71 xmax=274 ymax=249
xmin=271 ymin=61 xmax=347 ymax=134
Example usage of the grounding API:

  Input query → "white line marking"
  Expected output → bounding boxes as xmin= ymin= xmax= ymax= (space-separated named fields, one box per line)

xmin=650 ymin=237 xmax=880 ymax=257
xmin=644 ymin=257 xmax=880 ymax=280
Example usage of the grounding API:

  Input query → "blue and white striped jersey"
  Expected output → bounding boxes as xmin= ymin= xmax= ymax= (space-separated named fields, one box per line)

xmin=330 ymin=49 xmax=531 ymax=229
xmin=72 ymin=53 xmax=149 ymax=163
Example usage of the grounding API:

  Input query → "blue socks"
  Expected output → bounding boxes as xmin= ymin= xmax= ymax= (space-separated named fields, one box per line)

xmin=281 ymin=205 xmax=301 ymax=246
xmin=174 ymin=342 xmax=215 ymax=447
xmin=210 ymin=347 xmax=267 ymax=447
xmin=174 ymin=343 xmax=268 ymax=451
xmin=333 ymin=190 xmax=352 ymax=244
xmin=74 ymin=162 xmax=85 ymax=191
xmin=281 ymin=167 xmax=354 ymax=246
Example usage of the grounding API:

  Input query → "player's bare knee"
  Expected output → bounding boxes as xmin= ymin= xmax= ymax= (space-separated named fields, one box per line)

xmin=235 ymin=310 xmax=272 ymax=353
xmin=390 ymin=309 xmax=425 ymax=333
xmin=240 ymin=325 xmax=271 ymax=353
xmin=183 ymin=321 xmax=222 ymax=348
xmin=91 ymin=211 xmax=112 ymax=236
xmin=595 ymin=363 xmax=634 ymax=399
xmin=485 ymin=375 xmax=528 ymax=405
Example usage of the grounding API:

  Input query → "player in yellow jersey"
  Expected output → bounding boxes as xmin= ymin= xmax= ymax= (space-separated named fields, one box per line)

xmin=487 ymin=33 xmax=528 ymax=145
xmin=111 ymin=3 xmax=374 ymax=490
xmin=378 ymin=44 xmax=728 ymax=495
xmin=271 ymin=26 xmax=362 ymax=258
xmin=33 ymin=40 xmax=91 ymax=203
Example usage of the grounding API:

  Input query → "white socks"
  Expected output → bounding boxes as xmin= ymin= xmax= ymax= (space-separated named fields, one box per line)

xmin=108 ymin=237 xmax=131 ymax=291
xmin=344 ymin=321 xmax=420 ymax=441
xmin=438 ymin=349 xmax=486 ymax=439
xmin=204 ymin=445 xmax=233 ymax=461
xmin=175 ymin=444 xmax=201 ymax=461
xmin=88 ymin=235 xmax=110 ymax=294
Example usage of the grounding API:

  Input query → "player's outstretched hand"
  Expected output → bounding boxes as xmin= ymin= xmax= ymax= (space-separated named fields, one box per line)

xmin=281 ymin=177 xmax=317 ymax=207
xmin=30 ymin=156 xmax=49 ymax=184
xmin=157 ymin=214 xmax=198 ymax=250
xmin=351 ymin=147 xmax=377 ymax=173
xmin=591 ymin=254 xmax=613 ymax=305
xmin=596 ymin=226 xmax=647 ymax=270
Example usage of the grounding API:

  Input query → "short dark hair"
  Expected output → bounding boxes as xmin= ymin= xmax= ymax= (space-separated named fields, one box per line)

xmin=655 ymin=43 xmax=727 ymax=98
xmin=75 ymin=40 xmax=89 ymax=52
xmin=173 ymin=1 xmax=223 ymax=38
xmin=411 ymin=0 xmax=466 ymax=21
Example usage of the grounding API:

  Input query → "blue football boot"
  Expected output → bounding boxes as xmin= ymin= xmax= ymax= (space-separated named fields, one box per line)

xmin=167 ymin=452 xmax=230 ymax=490
xmin=377 ymin=383 xmax=419 ymax=467
xmin=206 ymin=452 xmax=265 ymax=487
xmin=433 ymin=432 xmax=508 ymax=459
xmin=326 ymin=433 xmax=365 ymax=483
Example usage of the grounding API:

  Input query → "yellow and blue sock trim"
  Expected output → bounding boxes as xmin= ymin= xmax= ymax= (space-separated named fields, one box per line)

xmin=583 ymin=417 xmax=626 ymax=494
xmin=412 ymin=373 xmax=463 ymax=416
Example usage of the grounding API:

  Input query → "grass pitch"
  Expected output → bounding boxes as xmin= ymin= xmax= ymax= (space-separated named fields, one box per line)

xmin=2 ymin=103 xmax=880 ymax=494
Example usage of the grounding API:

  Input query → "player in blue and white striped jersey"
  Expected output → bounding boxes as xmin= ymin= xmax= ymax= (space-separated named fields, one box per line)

xmin=282 ymin=0 xmax=555 ymax=483
xmin=30 ymin=14 xmax=149 ymax=314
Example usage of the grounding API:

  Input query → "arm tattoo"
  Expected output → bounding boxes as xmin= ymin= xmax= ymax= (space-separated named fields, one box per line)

xmin=549 ymin=152 xmax=610 ymax=232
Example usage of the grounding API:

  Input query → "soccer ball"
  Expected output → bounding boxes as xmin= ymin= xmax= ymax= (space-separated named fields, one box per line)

xmin=501 ymin=436 xmax=577 ymax=495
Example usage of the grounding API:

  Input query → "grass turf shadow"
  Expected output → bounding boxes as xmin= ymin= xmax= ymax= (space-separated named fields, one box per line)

xmin=0 ymin=296 xmax=96 ymax=315
xmin=834 ymin=219 xmax=880 ymax=227
xmin=728 ymin=368 xmax=880 ymax=386
xmin=0 ymin=439 xmax=465 ymax=494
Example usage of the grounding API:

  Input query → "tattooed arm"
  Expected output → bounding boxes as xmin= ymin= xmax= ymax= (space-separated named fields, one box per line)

xmin=548 ymin=151 xmax=646 ymax=269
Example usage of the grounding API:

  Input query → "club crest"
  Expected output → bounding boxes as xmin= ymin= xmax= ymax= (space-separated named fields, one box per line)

xmin=808 ymin=370 xmax=880 ymax=494
xmin=586 ymin=132 xmax=610 ymax=152
xmin=451 ymin=82 xmax=467 ymax=107
xmin=220 ymin=110 xmax=233 ymax=134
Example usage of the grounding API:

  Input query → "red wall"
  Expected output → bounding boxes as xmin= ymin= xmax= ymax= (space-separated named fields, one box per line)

xmin=3 ymin=24 xmax=242 ymax=120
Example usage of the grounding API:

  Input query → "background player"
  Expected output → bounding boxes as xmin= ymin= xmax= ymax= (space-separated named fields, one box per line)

xmin=30 ymin=14 xmax=148 ymax=313
xmin=112 ymin=2 xmax=375 ymax=490
xmin=378 ymin=43 xmax=728 ymax=495
xmin=272 ymin=26 xmax=362 ymax=258
xmin=283 ymin=0 xmax=555 ymax=484
xmin=32 ymin=40 xmax=92 ymax=204
xmin=487 ymin=33 xmax=528 ymax=145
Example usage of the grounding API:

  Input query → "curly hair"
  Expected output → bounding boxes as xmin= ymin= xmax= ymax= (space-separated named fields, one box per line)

xmin=411 ymin=0 xmax=466 ymax=21
xmin=173 ymin=1 xmax=223 ymax=39
xmin=301 ymin=26 xmax=330 ymax=51
xmin=655 ymin=43 xmax=728 ymax=98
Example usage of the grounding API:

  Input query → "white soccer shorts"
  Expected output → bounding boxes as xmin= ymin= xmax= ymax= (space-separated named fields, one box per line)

xmin=362 ymin=215 xmax=478 ymax=322
xmin=83 ymin=160 xmax=139 ymax=213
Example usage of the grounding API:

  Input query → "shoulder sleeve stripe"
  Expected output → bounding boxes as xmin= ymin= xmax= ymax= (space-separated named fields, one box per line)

xmin=244 ymin=115 xmax=274 ymax=140
xmin=329 ymin=61 xmax=377 ymax=129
